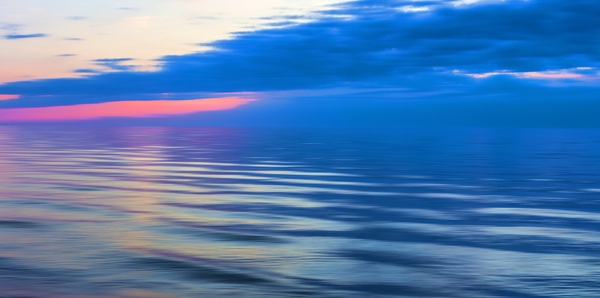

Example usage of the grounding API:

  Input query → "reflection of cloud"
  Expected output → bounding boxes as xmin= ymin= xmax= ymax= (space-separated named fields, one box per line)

xmin=0 ymin=97 xmax=257 ymax=122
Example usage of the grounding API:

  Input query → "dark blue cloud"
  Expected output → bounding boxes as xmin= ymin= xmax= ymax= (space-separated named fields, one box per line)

xmin=5 ymin=33 xmax=48 ymax=39
xmin=0 ymin=0 xmax=599 ymax=99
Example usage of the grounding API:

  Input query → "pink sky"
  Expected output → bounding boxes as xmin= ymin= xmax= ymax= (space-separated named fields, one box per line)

xmin=0 ymin=95 xmax=20 ymax=101
xmin=0 ymin=97 xmax=256 ymax=122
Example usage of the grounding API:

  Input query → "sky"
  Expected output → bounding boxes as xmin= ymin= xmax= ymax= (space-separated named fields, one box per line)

xmin=0 ymin=0 xmax=599 ymax=127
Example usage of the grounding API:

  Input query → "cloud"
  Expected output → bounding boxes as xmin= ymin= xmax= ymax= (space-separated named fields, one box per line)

xmin=5 ymin=33 xmax=48 ymax=39
xmin=259 ymin=15 xmax=306 ymax=20
xmin=64 ymin=37 xmax=83 ymax=41
xmin=92 ymin=58 xmax=135 ymax=71
xmin=0 ymin=23 xmax=23 ymax=32
xmin=264 ymin=21 xmax=299 ymax=27
xmin=0 ymin=0 xmax=599 ymax=101
xmin=57 ymin=54 xmax=77 ymax=57
xmin=73 ymin=69 xmax=101 ymax=73
xmin=92 ymin=58 xmax=134 ymax=62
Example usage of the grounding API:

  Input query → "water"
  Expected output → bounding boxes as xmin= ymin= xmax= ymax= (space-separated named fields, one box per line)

xmin=0 ymin=126 xmax=599 ymax=298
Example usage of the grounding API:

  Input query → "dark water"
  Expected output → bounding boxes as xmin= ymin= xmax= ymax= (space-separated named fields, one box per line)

xmin=1 ymin=126 xmax=600 ymax=298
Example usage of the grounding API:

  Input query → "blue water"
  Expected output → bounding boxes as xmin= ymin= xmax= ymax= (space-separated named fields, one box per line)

xmin=0 ymin=126 xmax=599 ymax=298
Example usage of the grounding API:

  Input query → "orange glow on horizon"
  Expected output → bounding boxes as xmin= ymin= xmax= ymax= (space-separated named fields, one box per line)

xmin=0 ymin=97 xmax=257 ymax=122
xmin=0 ymin=95 xmax=20 ymax=101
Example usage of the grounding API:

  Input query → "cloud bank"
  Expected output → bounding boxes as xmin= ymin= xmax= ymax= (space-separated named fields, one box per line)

xmin=0 ymin=0 xmax=598 ymax=126
xmin=2 ymin=0 xmax=599 ymax=96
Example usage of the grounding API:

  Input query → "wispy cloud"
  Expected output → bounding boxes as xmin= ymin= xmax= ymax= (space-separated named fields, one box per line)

xmin=0 ymin=23 xmax=23 ymax=32
xmin=73 ymin=69 xmax=101 ymax=73
xmin=92 ymin=58 xmax=134 ymax=62
xmin=92 ymin=58 xmax=136 ymax=71
xmin=5 ymin=33 xmax=48 ymax=39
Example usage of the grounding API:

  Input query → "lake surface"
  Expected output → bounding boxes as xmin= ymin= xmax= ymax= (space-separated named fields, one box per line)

xmin=0 ymin=126 xmax=599 ymax=297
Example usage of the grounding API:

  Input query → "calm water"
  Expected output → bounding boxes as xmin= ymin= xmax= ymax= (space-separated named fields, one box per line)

xmin=0 ymin=126 xmax=600 ymax=298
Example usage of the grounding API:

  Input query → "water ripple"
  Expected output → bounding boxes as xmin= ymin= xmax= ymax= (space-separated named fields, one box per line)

xmin=1 ymin=126 xmax=600 ymax=297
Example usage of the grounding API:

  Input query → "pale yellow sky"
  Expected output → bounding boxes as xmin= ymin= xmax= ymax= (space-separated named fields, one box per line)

xmin=0 ymin=0 xmax=342 ymax=83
